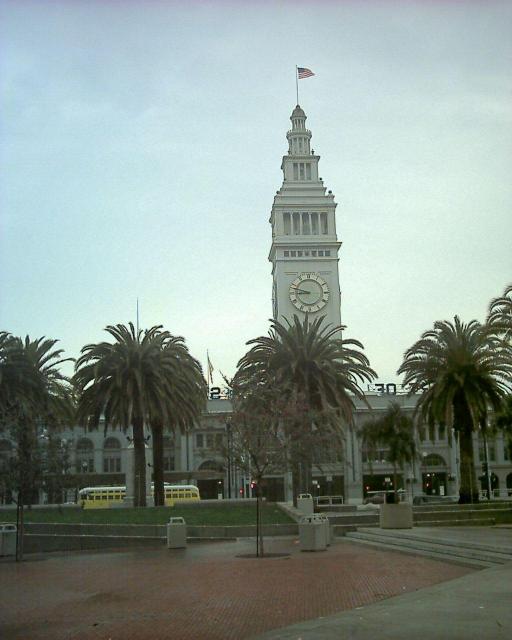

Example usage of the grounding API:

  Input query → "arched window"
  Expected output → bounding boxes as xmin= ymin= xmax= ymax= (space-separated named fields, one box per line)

xmin=422 ymin=453 xmax=447 ymax=468
xmin=76 ymin=438 xmax=95 ymax=473
xmin=199 ymin=460 xmax=224 ymax=473
xmin=103 ymin=437 xmax=121 ymax=473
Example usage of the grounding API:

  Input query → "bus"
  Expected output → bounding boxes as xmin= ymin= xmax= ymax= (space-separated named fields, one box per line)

xmin=78 ymin=484 xmax=200 ymax=509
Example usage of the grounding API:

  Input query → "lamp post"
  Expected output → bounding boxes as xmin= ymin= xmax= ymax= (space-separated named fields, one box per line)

xmin=481 ymin=428 xmax=492 ymax=501
xmin=226 ymin=421 xmax=232 ymax=499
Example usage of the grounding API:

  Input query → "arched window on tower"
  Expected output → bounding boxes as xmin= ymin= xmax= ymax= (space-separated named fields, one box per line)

xmin=103 ymin=437 xmax=121 ymax=473
xmin=320 ymin=213 xmax=328 ymax=234
xmin=302 ymin=212 xmax=310 ymax=234
xmin=283 ymin=212 xmax=291 ymax=235
xmin=311 ymin=213 xmax=319 ymax=235
xmin=293 ymin=212 xmax=300 ymax=235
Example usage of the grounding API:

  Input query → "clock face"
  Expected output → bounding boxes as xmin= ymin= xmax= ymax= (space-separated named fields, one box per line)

xmin=289 ymin=273 xmax=329 ymax=313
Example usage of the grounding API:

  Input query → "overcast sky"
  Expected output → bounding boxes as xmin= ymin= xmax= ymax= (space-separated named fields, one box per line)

xmin=1 ymin=0 xmax=511 ymax=387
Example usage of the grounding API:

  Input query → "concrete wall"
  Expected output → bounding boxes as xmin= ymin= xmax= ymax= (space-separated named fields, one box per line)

xmin=21 ymin=522 xmax=299 ymax=554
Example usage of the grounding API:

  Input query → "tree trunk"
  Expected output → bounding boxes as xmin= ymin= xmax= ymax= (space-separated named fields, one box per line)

xmin=454 ymin=394 xmax=479 ymax=504
xmin=458 ymin=426 xmax=478 ymax=503
xmin=291 ymin=453 xmax=300 ymax=507
xmin=16 ymin=492 xmax=24 ymax=562
xmin=258 ymin=491 xmax=264 ymax=557
xmin=255 ymin=482 xmax=264 ymax=557
xmin=300 ymin=459 xmax=312 ymax=495
xmin=132 ymin=416 xmax=147 ymax=507
xmin=152 ymin=424 xmax=165 ymax=507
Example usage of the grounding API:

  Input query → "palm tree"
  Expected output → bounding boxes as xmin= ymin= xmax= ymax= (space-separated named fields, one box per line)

xmin=75 ymin=323 xmax=169 ymax=507
xmin=1 ymin=336 xmax=73 ymax=495
xmin=398 ymin=316 xmax=512 ymax=503
xmin=74 ymin=323 xmax=206 ymax=507
xmin=360 ymin=402 xmax=417 ymax=503
xmin=149 ymin=336 xmax=206 ymax=506
xmin=0 ymin=332 xmax=41 ymax=422
xmin=234 ymin=315 xmax=376 ymax=496
xmin=488 ymin=284 xmax=512 ymax=342
xmin=0 ymin=334 xmax=73 ymax=559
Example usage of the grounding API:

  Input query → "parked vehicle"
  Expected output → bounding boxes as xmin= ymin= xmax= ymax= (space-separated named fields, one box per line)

xmin=78 ymin=484 xmax=200 ymax=509
xmin=363 ymin=489 xmax=406 ymax=505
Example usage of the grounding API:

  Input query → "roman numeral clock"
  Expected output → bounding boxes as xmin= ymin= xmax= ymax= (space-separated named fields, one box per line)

xmin=289 ymin=273 xmax=329 ymax=313
xmin=269 ymin=105 xmax=342 ymax=328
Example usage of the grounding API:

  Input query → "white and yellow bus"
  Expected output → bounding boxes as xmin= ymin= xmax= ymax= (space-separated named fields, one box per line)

xmin=78 ymin=484 xmax=200 ymax=509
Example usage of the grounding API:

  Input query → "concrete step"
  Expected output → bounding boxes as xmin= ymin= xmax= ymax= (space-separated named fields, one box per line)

xmin=417 ymin=517 xmax=497 ymax=528
xmin=354 ymin=526 xmax=512 ymax=555
xmin=345 ymin=529 xmax=512 ymax=567
xmin=343 ymin=535 xmax=495 ymax=569
xmin=331 ymin=524 xmax=358 ymax=536
xmin=412 ymin=501 xmax=512 ymax=512
xmin=414 ymin=507 xmax=511 ymax=522
xmin=328 ymin=513 xmax=379 ymax=526
xmin=325 ymin=509 xmax=507 ymax=527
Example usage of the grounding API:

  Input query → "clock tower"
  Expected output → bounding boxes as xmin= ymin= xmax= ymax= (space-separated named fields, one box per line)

xmin=269 ymin=105 xmax=342 ymax=328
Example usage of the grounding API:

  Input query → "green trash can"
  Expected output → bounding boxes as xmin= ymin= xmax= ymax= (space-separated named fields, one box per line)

xmin=0 ymin=523 xmax=17 ymax=557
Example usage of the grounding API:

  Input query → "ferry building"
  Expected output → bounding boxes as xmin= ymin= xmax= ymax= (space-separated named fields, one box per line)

xmin=1 ymin=106 xmax=510 ymax=505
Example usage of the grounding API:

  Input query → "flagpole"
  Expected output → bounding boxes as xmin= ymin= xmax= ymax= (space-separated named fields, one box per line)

xmin=295 ymin=65 xmax=299 ymax=104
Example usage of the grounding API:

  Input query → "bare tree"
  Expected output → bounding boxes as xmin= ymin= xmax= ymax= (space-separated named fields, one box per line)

xmin=228 ymin=383 xmax=286 ymax=557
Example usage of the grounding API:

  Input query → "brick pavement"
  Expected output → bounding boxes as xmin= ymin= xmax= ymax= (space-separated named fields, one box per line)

xmin=0 ymin=537 xmax=473 ymax=640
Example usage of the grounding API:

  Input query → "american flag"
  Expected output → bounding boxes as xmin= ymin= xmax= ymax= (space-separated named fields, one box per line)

xmin=207 ymin=351 xmax=214 ymax=386
xmin=298 ymin=67 xmax=315 ymax=79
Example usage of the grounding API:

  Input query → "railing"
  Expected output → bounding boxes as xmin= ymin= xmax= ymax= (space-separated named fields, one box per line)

xmin=313 ymin=495 xmax=344 ymax=506
xmin=479 ymin=489 xmax=512 ymax=500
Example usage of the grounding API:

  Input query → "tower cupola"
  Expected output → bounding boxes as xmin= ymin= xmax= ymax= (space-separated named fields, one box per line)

xmin=287 ymin=104 xmax=312 ymax=156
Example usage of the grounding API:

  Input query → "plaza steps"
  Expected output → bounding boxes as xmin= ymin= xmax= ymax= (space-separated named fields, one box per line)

xmin=279 ymin=500 xmax=512 ymax=536
xmin=325 ymin=502 xmax=512 ymax=536
xmin=344 ymin=527 xmax=512 ymax=569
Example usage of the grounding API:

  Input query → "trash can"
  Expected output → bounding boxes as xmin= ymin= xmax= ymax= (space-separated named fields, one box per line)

xmin=166 ymin=517 xmax=187 ymax=549
xmin=0 ymin=523 xmax=17 ymax=557
xmin=299 ymin=515 xmax=327 ymax=552
xmin=318 ymin=514 xmax=331 ymax=546
xmin=297 ymin=493 xmax=314 ymax=515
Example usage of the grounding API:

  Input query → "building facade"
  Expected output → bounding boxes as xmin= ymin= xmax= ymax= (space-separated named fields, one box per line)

xmin=2 ymin=392 xmax=511 ymax=505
